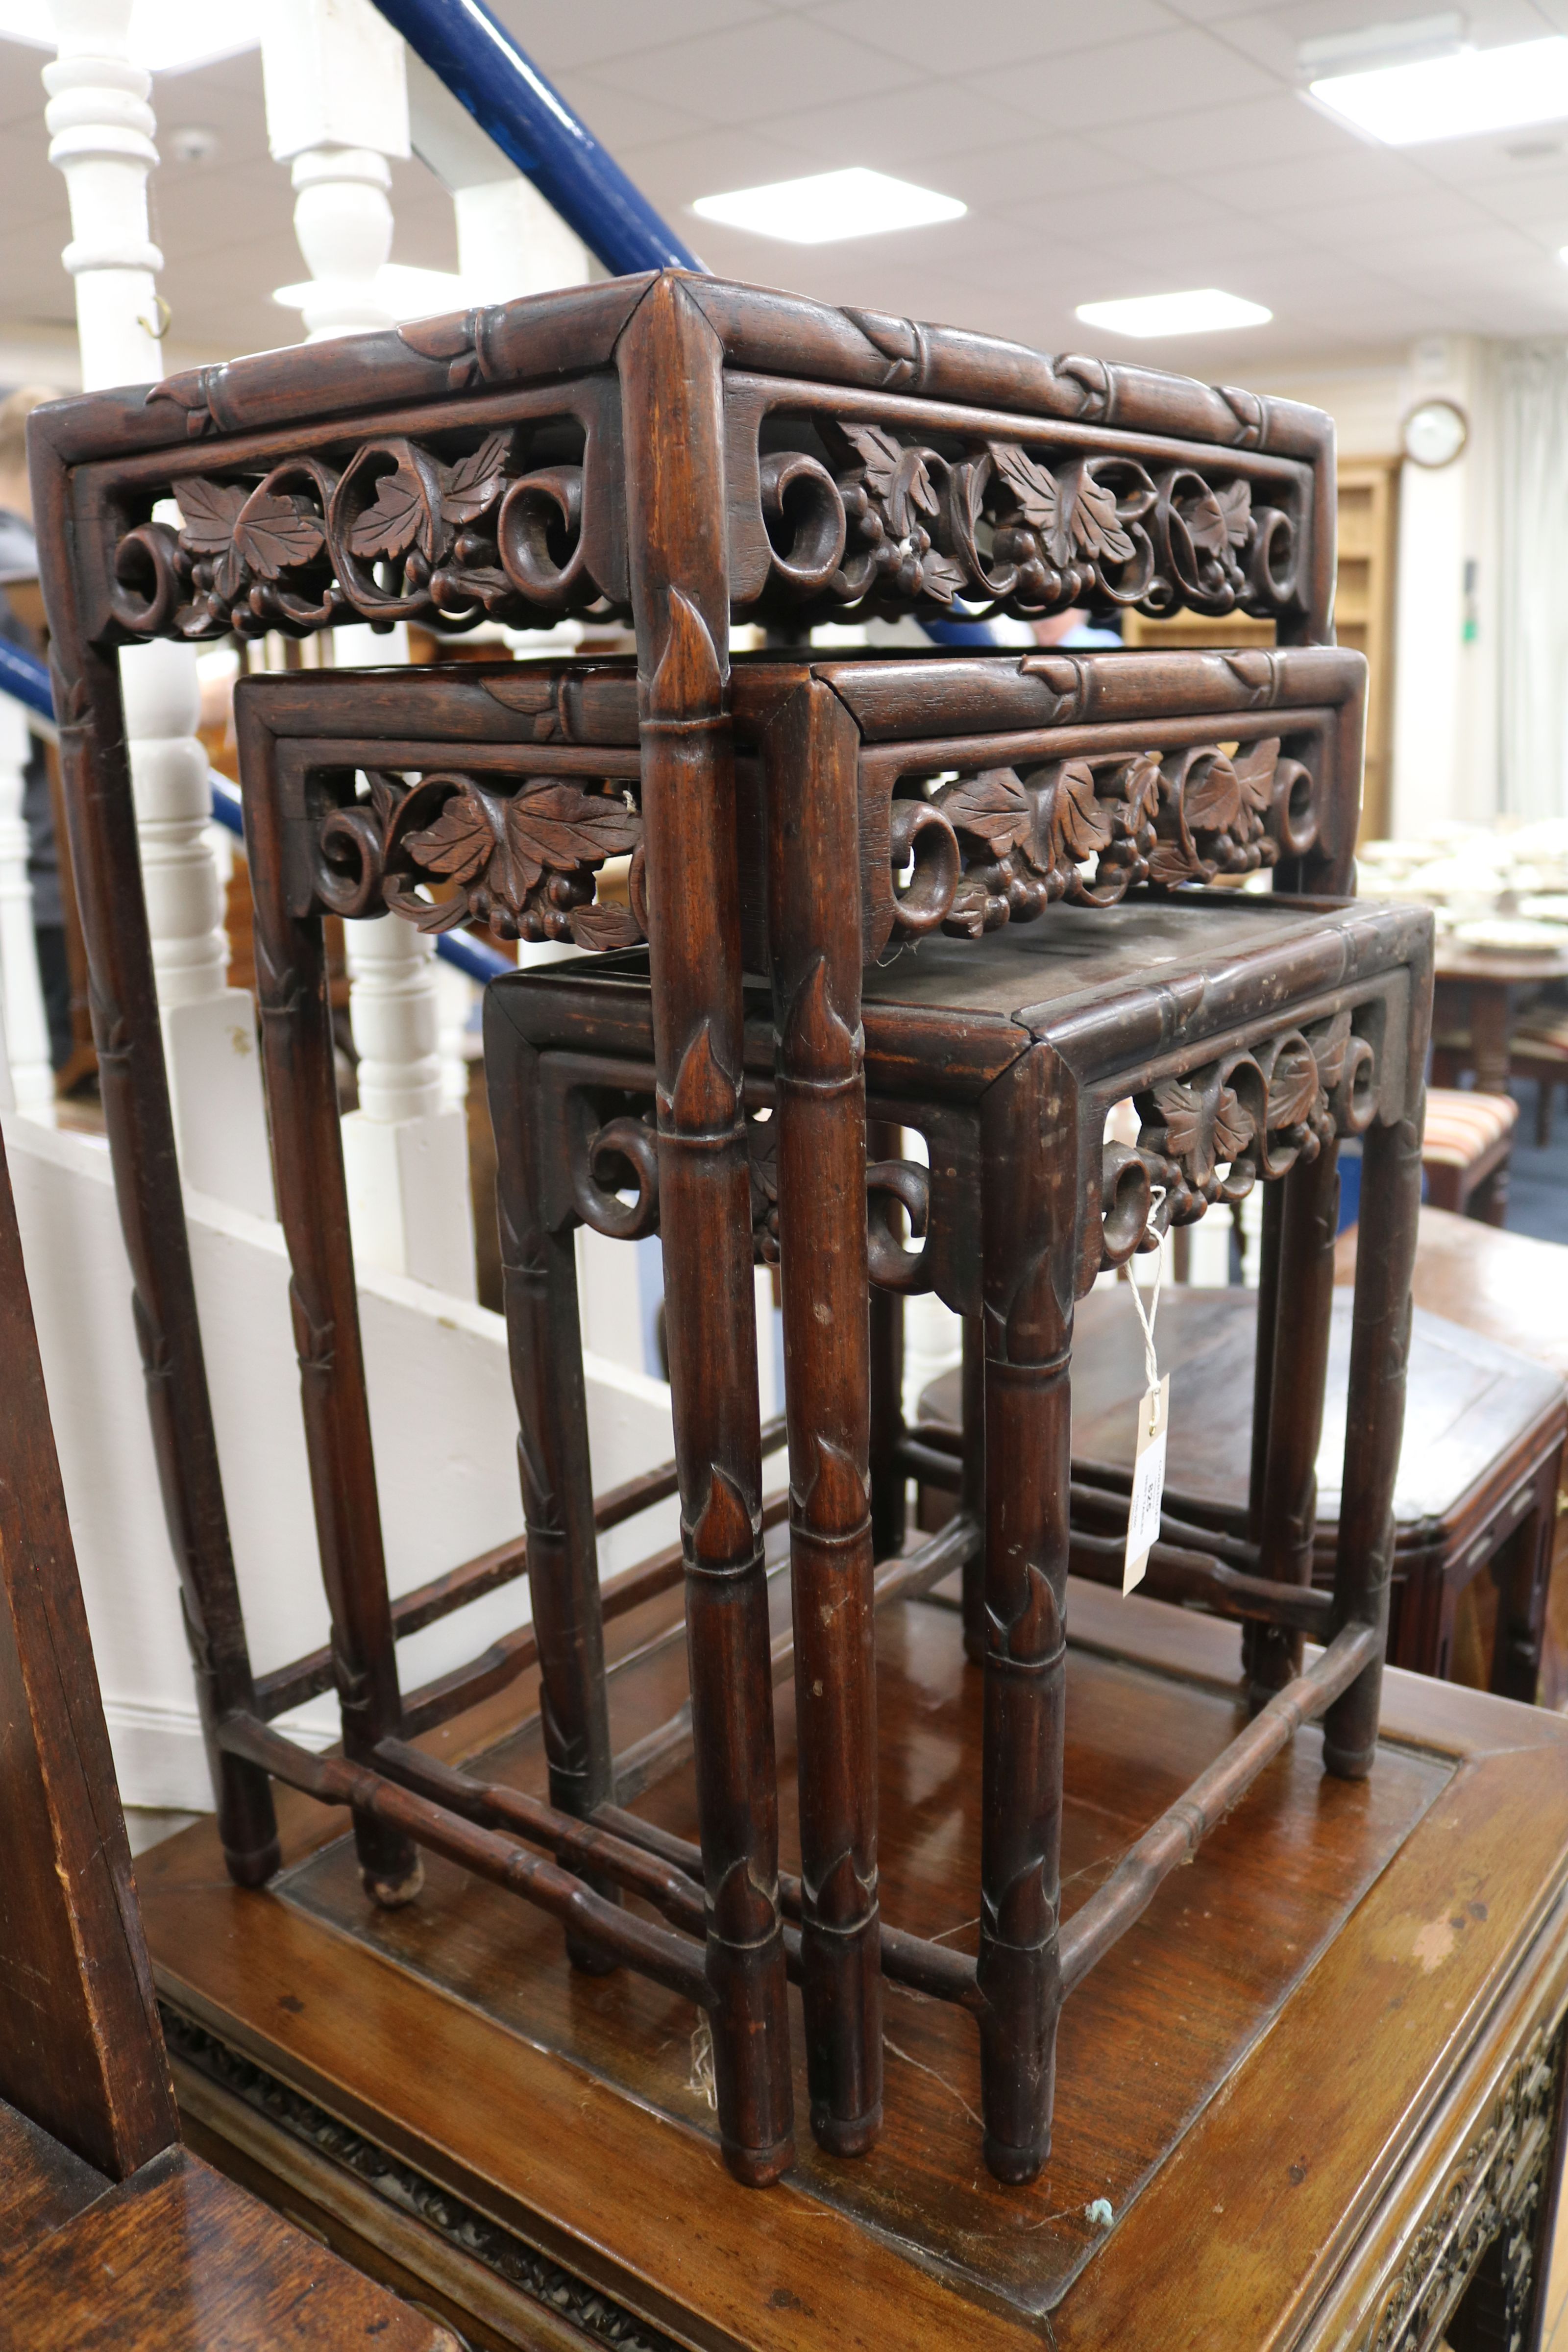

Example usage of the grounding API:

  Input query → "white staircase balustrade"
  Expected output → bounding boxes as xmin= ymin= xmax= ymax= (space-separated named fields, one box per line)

xmin=261 ymin=0 xmax=409 ymax=343
xmin=332 ymin=623 xmax=477 ymax=1297
xmin=45 ymin=0 xmax=274 ymax=1219
xmin=0 ymin=694 xmax=55 ymax=1121
xmin=406 ymin=50 xmax=589 ymax=302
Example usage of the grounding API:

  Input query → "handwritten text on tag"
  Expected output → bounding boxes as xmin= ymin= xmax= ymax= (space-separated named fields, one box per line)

xmin=1123 ymin=1374 xmax=1170 ymax=1594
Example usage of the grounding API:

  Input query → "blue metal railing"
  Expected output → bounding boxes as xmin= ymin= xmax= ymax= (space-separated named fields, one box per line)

xmin=0 ymin=635 xmax=53 ymax=718
xmin=371 ymin=0 xmax=702 ymax=275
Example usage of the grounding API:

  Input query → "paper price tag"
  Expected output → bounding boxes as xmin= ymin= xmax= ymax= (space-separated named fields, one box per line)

xmin=1123 ymin=1374 xmax=1170 ymax=1594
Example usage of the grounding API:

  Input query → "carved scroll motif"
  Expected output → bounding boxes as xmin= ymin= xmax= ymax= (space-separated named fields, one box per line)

xmin=1359 ymin=2020 xmax=1564 ymax=2352
xmin=109 ymin=428 xmax=606 ymax=640
xmin=314 ymin=769 xmax=644 ymax=949
xmin=885 ymin=736 xmax=1316 ymax=939
xmin=1099 ymin=1009 xmax=1377 ymax=1267
xmin=755 ymin=420 xmax=1302 ymax=623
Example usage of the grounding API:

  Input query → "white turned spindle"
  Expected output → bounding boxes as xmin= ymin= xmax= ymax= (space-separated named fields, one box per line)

xmin=262 ymin=0 xmax=409 ymax=343
xmin=0 ymin=697 xmax=54 ymax=1120
xmin=332 ymin=626 xmax=476 ymax=1298
xmin=45 ymin=0 xmax=274 ymax=1218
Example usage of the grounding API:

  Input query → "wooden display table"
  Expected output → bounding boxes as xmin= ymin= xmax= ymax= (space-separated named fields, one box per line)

xmin=924 ymin=1287 xmax=1566 ymax=1699
xmin=1433 ymin=942 xmax=1568 ymax=1096
xmin=139 ymin=1573 xmax=1568 ymax=2351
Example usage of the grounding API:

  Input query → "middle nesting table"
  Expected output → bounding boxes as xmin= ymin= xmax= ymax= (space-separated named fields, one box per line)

xmin=229 ymin=645 xmax=1390 ymax=2189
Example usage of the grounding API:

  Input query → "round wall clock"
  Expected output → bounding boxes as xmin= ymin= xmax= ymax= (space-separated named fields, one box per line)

xmin=1401 ymin=397 xmax=1469 ymax=469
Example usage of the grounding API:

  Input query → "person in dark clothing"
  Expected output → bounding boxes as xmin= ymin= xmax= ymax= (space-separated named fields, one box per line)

xmin=0 ymin=385 xmax=73 ymax=1074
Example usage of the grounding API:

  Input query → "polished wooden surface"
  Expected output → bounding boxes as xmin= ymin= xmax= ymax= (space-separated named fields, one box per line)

xmin=926 ymin=1284 xmax=1566 ymax=1693
xmin=137 ymin=1568 xmax=1568 ymax=2350
xmin=0 ymin=2140 xmax=457 ymax=2349
xmin=0 ymin=1120 xmax=177 ymax=2179
xmin=1336 ymin=1204 xmax=1568 ymax=1383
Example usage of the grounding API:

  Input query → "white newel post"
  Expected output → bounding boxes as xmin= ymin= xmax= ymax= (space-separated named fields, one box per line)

xmin=406 ymin=49 xmax=589 ymax=303
xmin=45 ymin=0 xmax=274 ymax=1217
xmin=0 ymin=697 xmax=56 ymax=1121
xmin=261 ymin=0 xmax=409 ymax=343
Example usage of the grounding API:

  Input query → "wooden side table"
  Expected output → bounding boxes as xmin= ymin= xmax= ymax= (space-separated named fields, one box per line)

xmin=136 ymin=1579 xmax=1568 ymax=2351
xmin=921 ymin=1287 xmax=1567 ymax=1700
xmin=1338 ymin=1205 xmax=1568 ymax=1707
xmin=1433 ymin=944 xmax=1568 ymax=1096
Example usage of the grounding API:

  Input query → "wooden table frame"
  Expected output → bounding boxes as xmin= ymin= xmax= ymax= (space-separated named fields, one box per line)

xmin=482 ymin=886 xmax=1432 ymax=2180
xmin=200 ymin=649 xmax=1369 ymax=2188
xmin=28 ymin=270 xmax=1340 ymax=2187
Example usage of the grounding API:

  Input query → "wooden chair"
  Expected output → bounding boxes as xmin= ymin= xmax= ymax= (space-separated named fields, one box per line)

xmin=1420 ymin=1084 xmax=1518 ymax=1222
xmin=0 ymin=1116 xmax=455 ymax=2345
xmin=26 ymin=264 xmax=1344 ymax=2196
xmin=207 ymin=643 xmax=1370 ymax=2188
xmin=485 ymin=877 xmax=1432 ymax=2182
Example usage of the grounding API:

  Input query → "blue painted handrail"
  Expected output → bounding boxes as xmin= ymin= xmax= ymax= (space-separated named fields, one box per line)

xmin=371 ymin=0 xmax=702 ymax=275
xmin=0 ymin=634 xmax=54 ymax=718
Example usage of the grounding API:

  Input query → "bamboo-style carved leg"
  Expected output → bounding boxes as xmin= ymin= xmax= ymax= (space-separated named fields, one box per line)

xmin=767 ymin=680 xmax=881 ymax=2157
xmin=485 ymin=1009 xmax=616 ymax=1973
xmin=53 ymin=644 xmax=277 ymax=1887
xmin=1247 ymin=1144 xmax=1340 ymax=1708
xmin=959 ymin=1315 xmax=987 ymax=1667
xmin=1323 ymin=1105 xmax=1424 ymax=1779
xmin=977 ymin=1050 xmax=1074 ymax=2185
xmin=235 ymin=706 xmax=416 ymax=1902
xmin=620 ymin=275 xmax=792 ymax=2186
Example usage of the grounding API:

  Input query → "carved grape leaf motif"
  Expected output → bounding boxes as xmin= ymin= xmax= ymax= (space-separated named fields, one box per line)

xmin=569 ymin=900 xmax=642 ymax=951
xmin=350 ymin=461 xmax=427 ymax=560
xmin=1153 ymin=1078 xmax=1203 ymax=1163
xmin=1187 ymin=479 xmax=1252 ymax=556
xmin=1048 ymin=761 xmax=1113 ymax=863
xmin=440 ymin=429 xmax=511 ymax=527
xmin=1148 ymin=840 xmax=1198 ymax=886
xmin=1213 ymin=1086 xmax=1252 ymax=1163
xmin=506 ymin=783 xmax=641 ymax=885
xmin=1184 ymin=753 xmax=1243 ymax=834
xmin=989 ymin=441 xmax=1060 ymax=534
xmin=918 ymin=547 xmax=967 ymax=603
xmin=847 ymin=423 xmax=939 ymax=539
xmin=1233 ymin=735 xmax=1280 ymax=814
xmin=1118 ymin=750 xmax=1163 ymax=828
xmin=1267 ymin=1045 xmax=1320 ymax=1132
xmin=1058 ymin=461 xmax=1136 ymax=567
xmin=937 ymin=768 xmax=1030 ymax=856
xmin=404 ymin=789 xmax=497 ymax=886
xmin=177 ymin=476 xmax=326 ymax=600
xmin=175 ymin=476 xmax=245 ymax=552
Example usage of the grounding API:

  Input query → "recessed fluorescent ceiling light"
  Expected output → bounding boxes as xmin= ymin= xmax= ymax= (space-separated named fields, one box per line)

xmin=0 ymin=0 xmax=260 ymax=71
xmin=691 ymin=167 xmax=965 ymax=245
xmin=1309 ymin=36 xmax=1568 ymax=145
xmin=273 ymin=265 xmax=468 ymax=322
xmin=1075 ymin=290 xmax=1272 ymax=340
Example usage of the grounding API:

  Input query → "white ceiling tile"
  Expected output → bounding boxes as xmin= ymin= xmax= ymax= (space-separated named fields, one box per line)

xmin=484 ymin=0 xmax=776 ymax=75
xmin=581 ymin=18 xmax=926 ymax=122
xmin=761 ymin=80 xmax=1041 ymax=170
xmin=962 ymin=25 xmax=1278 ymax=130
xmin=796 ymin=0 xmax=1177 ymax=73
xmin=1184 ymin=145 xmax=1431 ymax=213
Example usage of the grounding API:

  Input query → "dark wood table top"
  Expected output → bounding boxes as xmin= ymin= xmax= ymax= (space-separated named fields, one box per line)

xmin=1337 ymin=1205 xmax=1568 ymax=1387
xmin=924 ymin=1284 xmax=1566 ymax=1532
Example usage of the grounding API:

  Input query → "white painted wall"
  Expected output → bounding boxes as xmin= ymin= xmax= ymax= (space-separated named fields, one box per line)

xmin=7 ymin=1110 xmax=677 ymax=1811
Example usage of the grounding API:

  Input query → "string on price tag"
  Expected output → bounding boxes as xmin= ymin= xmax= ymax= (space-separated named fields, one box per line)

xmin=1123 ymin=1198 xmax=1170 ymax=1595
